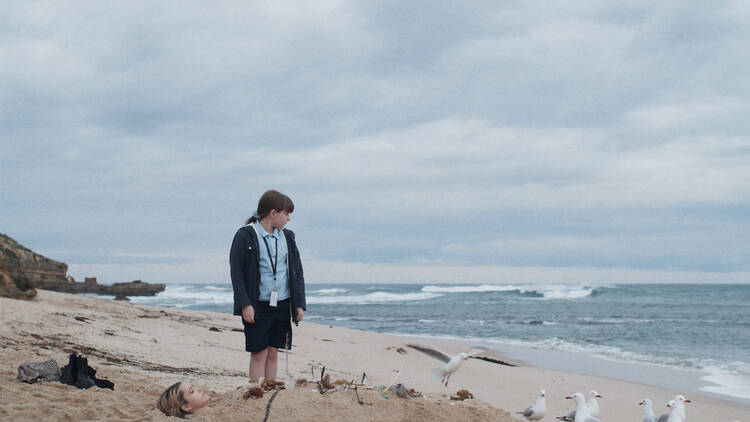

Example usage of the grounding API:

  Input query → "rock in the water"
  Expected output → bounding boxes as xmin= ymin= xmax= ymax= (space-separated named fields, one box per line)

xmin=98 ymin=279 xmax=164 ymax=296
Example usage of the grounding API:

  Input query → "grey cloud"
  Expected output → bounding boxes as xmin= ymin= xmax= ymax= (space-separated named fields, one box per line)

xmin=2 ymin=1 xmax=750 ymax=282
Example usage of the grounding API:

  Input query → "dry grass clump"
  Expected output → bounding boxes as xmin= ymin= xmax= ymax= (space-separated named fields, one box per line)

xmin=261 ymin=378 xmax=285 ymax=391
xmin=386 ymin=346 xmax=408 ymax=354
xmin=320 ymin=374 xmax=335 ymax=390
xmin=450 ymin=389 xmax=474 ymax=401
xmin=243 ymin=386 xmax=264 ymax=399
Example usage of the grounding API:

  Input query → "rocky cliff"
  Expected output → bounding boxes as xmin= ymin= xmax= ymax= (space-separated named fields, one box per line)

xmin=0 ymin=233 xmax=68 ymax=286
xmin=0 ymin=266 xmax=37 ymax=300
xmin=0 ymin=233 xmax=165 ymax=299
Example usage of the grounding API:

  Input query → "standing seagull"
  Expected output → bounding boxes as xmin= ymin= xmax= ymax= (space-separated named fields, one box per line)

xmin=671 ymin=395 xmax=691 ymax=422
xmin=639 ymin=398 xmax=657 ymax=422
xmin=565 ymin=392 xmax=603 ymax=422
xmin=658 ymin=395 xmax=691 ymax=422
xmin=517 ymin=389 xmax=547 ymax=421
xmin=587 ymin=390 xmax=602 ymax=416
xmin=406 ymin=343 xmax=484 ymax=387
xmin=664 ymin=400 xmax=683 ymax=422
xmin=557 ymin=390 xmax=603 ymax=420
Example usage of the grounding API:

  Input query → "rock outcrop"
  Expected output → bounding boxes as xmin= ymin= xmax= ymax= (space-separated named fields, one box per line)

xmin=0 ymin=265 xmax=37 ymax=300
xmin=0 ymin=233 xmax=165 ymax=299
xmin=1 ymin=233 xmax=67 ymax=289
xmin=33 ymin=276 xmax=165 ymax=297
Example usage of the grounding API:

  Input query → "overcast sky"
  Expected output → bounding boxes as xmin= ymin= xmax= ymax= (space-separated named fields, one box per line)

xmin=2 ymin=1 xmax=749 ymax=285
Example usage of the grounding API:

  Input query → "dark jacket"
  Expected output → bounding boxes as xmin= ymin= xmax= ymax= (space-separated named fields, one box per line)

xmin=230 ymin=224 xmax=306 ymax=322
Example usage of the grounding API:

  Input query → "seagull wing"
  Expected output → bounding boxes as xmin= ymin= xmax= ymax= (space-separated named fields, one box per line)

xmin=556 ymin=410 xmax=575 ymax=421
xmin=517 ymin=406 xmax=534 ymax=417
xmin=407 ymin=344 xmax=452 ymax=363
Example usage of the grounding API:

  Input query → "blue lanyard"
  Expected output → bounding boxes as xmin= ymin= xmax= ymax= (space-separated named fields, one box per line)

xmin=261 ymin=235 xmax=278 ymax=280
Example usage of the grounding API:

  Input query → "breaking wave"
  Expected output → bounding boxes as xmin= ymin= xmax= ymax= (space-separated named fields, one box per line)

xmin=130 ymin=285 xmax=233 ymax=308
xmin=311 ymin=288 xmax=348 ymax=295
xmin=421 ymin=284 xmax=597 ymax=299
xmin=307 ymin=291 xmax=442 ymax=305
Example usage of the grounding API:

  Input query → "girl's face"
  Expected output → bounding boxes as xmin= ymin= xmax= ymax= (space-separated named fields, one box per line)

xmin=268 ymin=210 xmax=291 ymax=230
xmin=178 ymin=382 xmax=209 ymax=413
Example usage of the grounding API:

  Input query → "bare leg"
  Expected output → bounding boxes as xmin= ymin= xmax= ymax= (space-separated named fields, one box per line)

xmin=249 ymin=349 xmax=269 ymax=382
xmin=264 ymin=347 xmax=279 ymax=380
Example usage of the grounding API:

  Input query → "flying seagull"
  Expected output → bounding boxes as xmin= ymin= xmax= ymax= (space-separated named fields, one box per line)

xmin=517 ymin=389 xmax=547 ymax=421
xmin=406 ymin=343 xmax=484 ymax=387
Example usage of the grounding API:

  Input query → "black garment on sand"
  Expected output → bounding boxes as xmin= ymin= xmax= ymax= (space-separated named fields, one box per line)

xmin=60 ymin=354 xmax=114 ymax=390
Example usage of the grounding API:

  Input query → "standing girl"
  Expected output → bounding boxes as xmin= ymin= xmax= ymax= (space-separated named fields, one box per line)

xmin=230 ymin=189 xmax=306 ymax=381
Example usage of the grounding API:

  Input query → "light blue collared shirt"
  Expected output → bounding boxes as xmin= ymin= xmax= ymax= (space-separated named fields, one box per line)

xmin=253 ymin=223 xmax=289 ymax=302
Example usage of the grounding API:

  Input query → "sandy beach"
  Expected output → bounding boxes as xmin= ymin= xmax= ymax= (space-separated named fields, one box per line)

xmin=1 ymin=290 xmax=748 ymax=421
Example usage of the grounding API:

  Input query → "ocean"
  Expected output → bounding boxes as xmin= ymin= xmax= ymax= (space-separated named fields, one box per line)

xmin=126 ymin=283 xmax=750 ymax=404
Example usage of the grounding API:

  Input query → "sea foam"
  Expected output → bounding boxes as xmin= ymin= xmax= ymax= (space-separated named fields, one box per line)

xmin=700 ymin=363 xmax=750 ymax=400
xmin=307 ymin=291 xmax=442 ymax=305
xmin=311 ymin=288 xmax=348 ymax=294
xmin=130 ymin=285 xmax=233 ymax=307
xmin=421 ymin=284 xmax=596 ymax=299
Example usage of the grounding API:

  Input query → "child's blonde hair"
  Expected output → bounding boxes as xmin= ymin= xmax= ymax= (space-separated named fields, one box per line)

xmin=157 ymin=382 xmax=192 ymax=418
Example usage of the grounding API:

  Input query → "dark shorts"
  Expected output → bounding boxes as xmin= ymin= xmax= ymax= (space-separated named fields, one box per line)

xmin=242 ymin=299 xmax=292 ymax=352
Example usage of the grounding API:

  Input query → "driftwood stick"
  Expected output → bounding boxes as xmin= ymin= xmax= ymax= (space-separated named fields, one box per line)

xmin=354 ymin=385 xmax=372 ymax=406
xmin=284 ymin=332 xmax=294 ymax=386
xmin=322 ymin=384 xmax=345 ymax=394
xmin=386 ymin=353 xmax=407 ymax=390
xmin=317 ymin=366 xmax=327 ymax=394
xmin=262 ymin=389 xmax=281 ymax=422
xmin=284 ymin=333 xmax=290 ymax=371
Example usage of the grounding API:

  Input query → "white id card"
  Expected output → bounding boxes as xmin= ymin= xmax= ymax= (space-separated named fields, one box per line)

xmin=270 ymin=290 xmax=278 ymax=307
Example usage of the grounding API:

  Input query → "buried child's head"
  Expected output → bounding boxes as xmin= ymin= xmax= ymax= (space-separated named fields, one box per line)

xmin=157 ymin=382 xmax=209 ymax=418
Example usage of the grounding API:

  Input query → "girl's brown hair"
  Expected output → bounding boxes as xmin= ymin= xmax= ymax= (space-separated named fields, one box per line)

xmin=157 ymin=382 xmax=192 ymax=418
xmin=246 ymin=190 xmax=294 ymax=225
